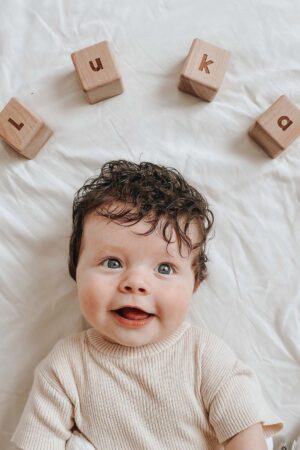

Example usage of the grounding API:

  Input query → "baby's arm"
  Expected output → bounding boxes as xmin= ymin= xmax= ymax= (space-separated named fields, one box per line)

xmin=224 ymin=423 xmax=268 ymax=450
xmin=12 ymin=371 xmax=74 ymax=449
xmin=11 ymin=340 xmax=77 ymax=449
xmin=199 ymin=330 xmax=283 ymax=447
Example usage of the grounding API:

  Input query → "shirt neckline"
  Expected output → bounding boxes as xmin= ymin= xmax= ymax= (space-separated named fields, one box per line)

xmin=86 ymin=321 xmax=191 ymax=359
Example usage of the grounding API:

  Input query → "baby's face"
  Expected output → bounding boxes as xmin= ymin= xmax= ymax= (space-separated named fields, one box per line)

xmin=76 ymin=209 xmax=199 ymax=347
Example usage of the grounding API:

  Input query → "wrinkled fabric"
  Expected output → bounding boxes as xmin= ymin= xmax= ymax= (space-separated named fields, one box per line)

xmin=0 ymin=1 xmax=299 ymax=449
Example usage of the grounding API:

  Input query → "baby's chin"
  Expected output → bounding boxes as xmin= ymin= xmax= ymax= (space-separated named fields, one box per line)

xmin=102 ymin=331 xmax=160 ymax=347
xmin=100 ymin=335 xmax=151 ymax=347
xmin=90 ymin=315 xmax=184 ymax=347
xmin=98 ymin=323 xmax=167 ymax=348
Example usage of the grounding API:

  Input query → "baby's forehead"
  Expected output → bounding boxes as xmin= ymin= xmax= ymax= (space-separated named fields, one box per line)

xmin=84 ymin=210 xmax=201 ymax=258
xmin=155 ymin=216 xmax=201 ymax=243
xmin=87 ymin=206 xmax=200 ymax=236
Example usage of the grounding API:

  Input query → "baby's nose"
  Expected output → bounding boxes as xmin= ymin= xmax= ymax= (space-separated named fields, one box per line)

xmin=118 ymin=273 xmax=150 ymax=295
xmin=122 ymin=285 xmax=147 ymax=294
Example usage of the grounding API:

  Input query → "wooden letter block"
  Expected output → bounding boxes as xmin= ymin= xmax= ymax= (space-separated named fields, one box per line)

xmin=0 ymin=97 xmax=53 ymax=159
xmin=178 ymin=38 xmax=231 ymax=102
xmin=249 ymin=95 xmax=300 ymax=158
xmin=71 ymin=41 xmax=124 ymax=104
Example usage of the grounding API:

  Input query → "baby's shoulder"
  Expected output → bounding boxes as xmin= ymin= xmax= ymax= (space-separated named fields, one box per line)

xmin=36 ymin=330 xmax=89 ymax=379
xmin=187 ymin=321 xmax=222 ymax=345
xmin=52 ymin=329 xmax=88 ymax=354
xmin=187 ymin=322 xmax=237 ymax=361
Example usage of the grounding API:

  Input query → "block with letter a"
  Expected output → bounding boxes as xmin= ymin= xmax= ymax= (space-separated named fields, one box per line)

xmin=249 ymin=95 xmax=300 ymax=158
xmin=178 ymin=38 xmax=231 ymax=101
xmin=0 ymin=97 xmax=53 ymax=159
xmin=71 ymin=40 xmax=124 ymax=104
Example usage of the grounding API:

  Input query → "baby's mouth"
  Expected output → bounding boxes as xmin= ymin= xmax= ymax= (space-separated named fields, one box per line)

xmin=113 ymin=307 xmax=153 ymax=320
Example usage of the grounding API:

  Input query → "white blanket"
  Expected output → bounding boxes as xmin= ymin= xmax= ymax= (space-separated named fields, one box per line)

xmin=1 ymin=1 xmax=299 ymax=449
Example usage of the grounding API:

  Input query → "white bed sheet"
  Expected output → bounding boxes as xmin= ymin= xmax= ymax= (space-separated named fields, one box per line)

xmin=1 ymin=1 xmax=299 ymax=449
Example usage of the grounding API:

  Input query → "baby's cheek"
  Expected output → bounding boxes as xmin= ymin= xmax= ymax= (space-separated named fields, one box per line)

xmin=78 ymin=276 xmax=103 ymax=316
xmin=166 ymin=284 xmax=191 ymax=313
xmin=80 ymin=294 xmax=99 ymax=318
xmin=174 ymin=281 xmax=193 ymax=297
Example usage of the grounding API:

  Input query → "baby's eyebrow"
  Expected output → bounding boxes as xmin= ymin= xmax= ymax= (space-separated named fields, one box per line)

xmin=98 ymin=245 xmax=123 ymax=253
xmin=95 ymin=245 xmax=180 ymax=260
xmin=93 ymin=246 xmax=124 ymax=260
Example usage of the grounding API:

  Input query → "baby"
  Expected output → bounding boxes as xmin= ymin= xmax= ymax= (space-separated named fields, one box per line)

xmin=12 ymin=160 xmax=283 ymax=450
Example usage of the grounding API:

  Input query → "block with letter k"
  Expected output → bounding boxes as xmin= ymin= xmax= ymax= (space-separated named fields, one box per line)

xmin=178 ymin=38 xmax=231 ymax=101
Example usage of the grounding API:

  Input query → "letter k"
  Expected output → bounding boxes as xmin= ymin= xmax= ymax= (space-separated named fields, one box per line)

xmin=199 ymin=54 xmax=214 ymax=74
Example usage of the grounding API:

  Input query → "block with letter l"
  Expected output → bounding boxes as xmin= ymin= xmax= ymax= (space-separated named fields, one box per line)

xmin=178 ymin=38 xmax=231 ymax=102
xmin=0 ymin=97 xmax=53 ymax=159
xmin=71 ymin=41 xmax=124 ymax=104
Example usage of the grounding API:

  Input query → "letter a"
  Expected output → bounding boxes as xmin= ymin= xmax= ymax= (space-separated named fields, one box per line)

xmin=199 ymin=54 xmax=214 ymax=74
xmin=278 ymin=116 xmax=293 ymax=131
xmin=89 ymin=57 xmax=103 ymax=71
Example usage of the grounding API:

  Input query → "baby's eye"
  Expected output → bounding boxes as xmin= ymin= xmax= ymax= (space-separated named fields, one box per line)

xmin=101 ymin=258 xmax=122 ymax=269
xmin=156 ymin=263 xmax=174 ymax=275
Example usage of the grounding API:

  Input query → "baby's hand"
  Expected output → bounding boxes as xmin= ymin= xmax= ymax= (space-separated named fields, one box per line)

xmin=66 ymin=431 xmax=96 ymax=450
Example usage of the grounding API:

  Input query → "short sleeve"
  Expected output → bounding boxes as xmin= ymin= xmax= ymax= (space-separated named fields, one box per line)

xmin=11 ymin=362 xmax=74 ymax=450
xmin=200 ymin=331 xmax=284 ymax=445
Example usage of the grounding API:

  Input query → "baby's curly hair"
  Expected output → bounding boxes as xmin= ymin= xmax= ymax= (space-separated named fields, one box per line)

xmin=69 ymin=160 xmax=214 ymax=288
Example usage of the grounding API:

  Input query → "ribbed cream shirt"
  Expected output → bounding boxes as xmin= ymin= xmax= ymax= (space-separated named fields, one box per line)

xmin=12 ymin=321 xmax=283 ymax=450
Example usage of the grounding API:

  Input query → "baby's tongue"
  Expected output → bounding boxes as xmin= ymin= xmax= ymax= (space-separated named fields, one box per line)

xmin=120 ymin=307 xmax=150 ymax=320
